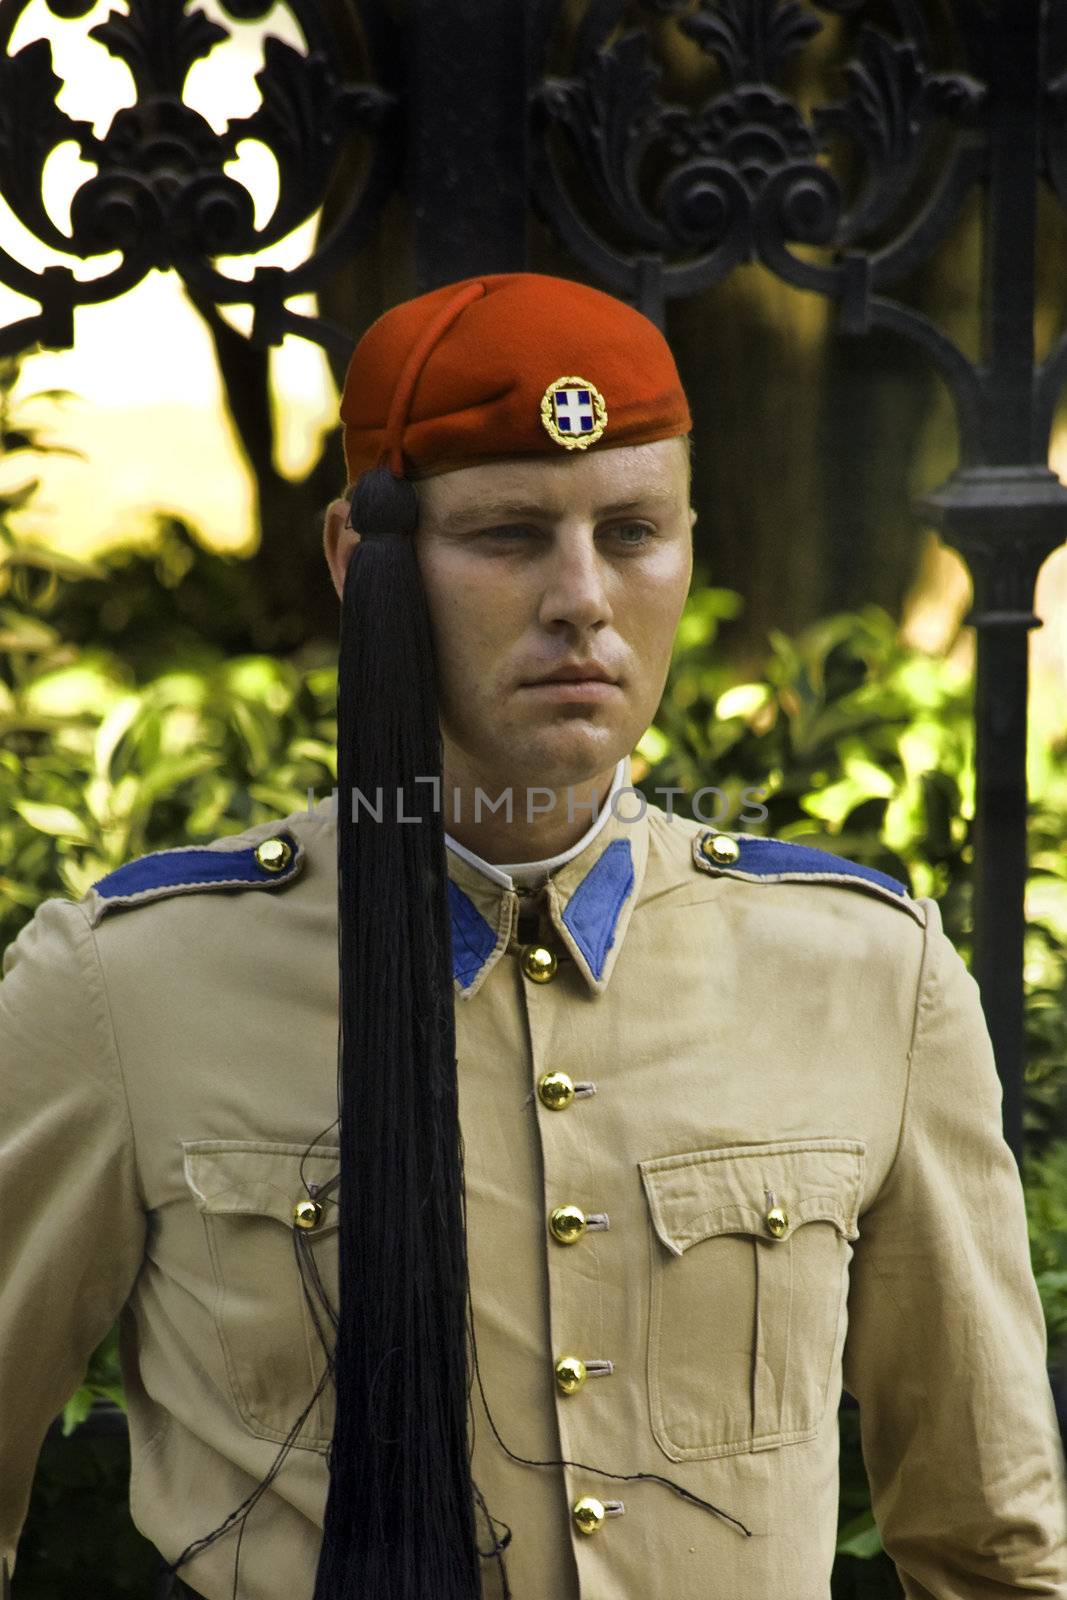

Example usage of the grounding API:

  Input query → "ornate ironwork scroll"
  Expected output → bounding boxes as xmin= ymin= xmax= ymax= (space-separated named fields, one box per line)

xmin=0 ymin=0 xmax=398 ymax=360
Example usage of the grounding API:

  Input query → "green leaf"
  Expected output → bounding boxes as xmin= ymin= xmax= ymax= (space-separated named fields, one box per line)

xmin=126 ymin=751 xmax=220 ymax=809
xmin=715 ymin=682 xmax=771 ymax=721
xmin=247 ymin=781 xmax=311 ymax=813
xmin=0 ymin=477 xmax=41 ymax=515
xmin=92 ymin=694 xmax=144 ymax=781
xmin=23 ymin=661 xmax=123 ymax=718
xmin=635 ymin=725 xmax=670 ymax=763
xmin=60 ymin=1388 xmax=94 ymax=1437
xmin=5 ymin=544 xmax=106 ymax=579
xmin=13 ymin=800 xmax=90 ymax=842
xmin=228 ymin=696 xmax=274 ymax=771
xmin=836 ymin=1508 xmax=883 ymax=1556
xmin=24 ymin=386 xmax=77 ymax=403
xmin=0 ymin=604 xmax=59 ymax=651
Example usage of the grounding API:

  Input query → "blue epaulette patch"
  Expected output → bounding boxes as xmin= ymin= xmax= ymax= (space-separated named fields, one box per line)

xmin=84 ymin=829 xmax=304 ymax=928
xmin=692 ymin=831 xmax=924 ymax=925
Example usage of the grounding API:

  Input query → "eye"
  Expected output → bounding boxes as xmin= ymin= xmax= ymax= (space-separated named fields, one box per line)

xmin=605 ymin=521 xmax=654 ymax=547
xmin=481 ymin=523 xmax=539 ymax=541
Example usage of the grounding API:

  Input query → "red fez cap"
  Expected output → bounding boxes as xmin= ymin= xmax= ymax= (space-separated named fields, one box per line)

xmin=340 ymin=271 xmax=691 ymax=482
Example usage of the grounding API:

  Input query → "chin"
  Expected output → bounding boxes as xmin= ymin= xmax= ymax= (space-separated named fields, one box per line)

xmin=509 ymin=721 xmax=629 ymax=791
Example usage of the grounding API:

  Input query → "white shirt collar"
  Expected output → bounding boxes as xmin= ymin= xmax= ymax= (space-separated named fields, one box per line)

xmin=444 ymin=758 xmax=628 ymax=891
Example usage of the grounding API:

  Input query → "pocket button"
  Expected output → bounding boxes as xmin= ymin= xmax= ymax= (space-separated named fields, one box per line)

xmin=293 ymin=1198 xmax=323 ymax=1230
xmin=765 ymin=1205 xmax=789 ymax=1238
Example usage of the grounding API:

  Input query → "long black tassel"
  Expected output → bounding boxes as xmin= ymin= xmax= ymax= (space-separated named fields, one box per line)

xmin=313 ymin=467 xmax=481 ymax=1599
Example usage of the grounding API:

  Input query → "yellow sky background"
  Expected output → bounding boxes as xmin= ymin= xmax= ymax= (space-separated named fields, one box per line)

xmin=2 ymin=261 xmax=338 ymax=556
xmin=0 ymin=0 xmax=337 ymax=557
xmin=0 ymin=0 xmax=1064 ymax=731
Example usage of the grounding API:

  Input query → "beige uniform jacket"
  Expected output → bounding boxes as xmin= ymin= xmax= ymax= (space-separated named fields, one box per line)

xmin=1 ymin=769 xmax=1065 ymax=1599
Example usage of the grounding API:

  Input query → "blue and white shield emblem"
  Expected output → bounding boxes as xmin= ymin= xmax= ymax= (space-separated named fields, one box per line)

xmin=553 ymin=387 xmax=595 ymax=435
xmin=541 ymin=375 xmax=608 ymax=449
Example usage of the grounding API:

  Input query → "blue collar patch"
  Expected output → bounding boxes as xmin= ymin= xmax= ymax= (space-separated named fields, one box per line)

xmin=560 ymin=838 xmax=635 ymax=981
xmin=448 ymin=880 xmax=499 ymax=991
xmin=447 ymin=835 xmax=637 ymax=991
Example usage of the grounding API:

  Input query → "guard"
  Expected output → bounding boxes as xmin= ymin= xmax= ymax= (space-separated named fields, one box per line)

xmin=1 ymin=273 xmax=1064 ymax=1600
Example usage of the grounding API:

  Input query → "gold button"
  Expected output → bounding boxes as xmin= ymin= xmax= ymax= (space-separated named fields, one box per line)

xmin=765 ymin=1205 xmax=789 ymax=1238
xmin=521 ymin=944 xmax=558 ymax=983
xmin=572 ymin=1495 xmax=605 ymax=1535
xmin=549 ymin=1204 xmax=587 ymax=1244
xmin=293 ymin=1198 xmax=323 ymax=1230
xmin=255 ymin=837 xmax=293 ymax=873
xmin=700 ymin=832 xmax=740 ymax=865
xmin=538 ymin=1071 xmax=575 ymax=1110
xmin=555 ymin=1355 xmax=587 ymax=1395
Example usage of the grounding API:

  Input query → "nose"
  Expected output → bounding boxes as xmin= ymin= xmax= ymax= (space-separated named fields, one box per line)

xmin=537 ymin=527 xmax=613 ymax=635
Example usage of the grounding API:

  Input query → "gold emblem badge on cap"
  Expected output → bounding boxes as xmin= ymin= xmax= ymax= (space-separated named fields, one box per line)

xmin=541 ymin=375 xmax=608 ymax=450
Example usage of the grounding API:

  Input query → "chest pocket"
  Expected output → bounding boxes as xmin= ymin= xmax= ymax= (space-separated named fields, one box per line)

xmin=183 ymin=1140 xmax=340 ymax=1453
xmin=638 ymin=1137 xmax=864 ymax=1460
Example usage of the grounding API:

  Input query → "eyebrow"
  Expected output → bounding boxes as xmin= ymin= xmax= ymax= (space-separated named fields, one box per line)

xmin=437 ymin=491 xmax=679 ymax=532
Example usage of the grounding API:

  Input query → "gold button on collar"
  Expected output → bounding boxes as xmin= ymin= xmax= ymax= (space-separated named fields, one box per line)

xmin=293 ymin=1198 xmax=323 ymax=1231
xmin=255 ymin=837 xmax=293 ymax=873
xmin=700 ymin=832 xmax=740 ymax=866
xmin=521 ymin=944 xmax=558 ymax=983
xmin=765 ymin=1205 xmax=789 ymax=1238
xmin=572 ymin=1495 xmax=606 ymax=1535
xmin=555 ymin=1355 xmax=587 ymax=1395
xmin=549 ymin=1204 xmax=587 ymax=1244
xmin=538 ymin=1071 xmax=575 ymax=1110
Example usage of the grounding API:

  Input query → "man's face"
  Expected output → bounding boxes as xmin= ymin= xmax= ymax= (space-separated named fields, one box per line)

xmin=410 ymin=436 xmax=694 ymax=796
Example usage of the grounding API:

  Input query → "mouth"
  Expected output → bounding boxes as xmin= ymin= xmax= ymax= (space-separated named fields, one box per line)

xmin=518 ymin=675 xmax=621 ymax=704
xmin=521 ymin=662 xmax=619 ymax=687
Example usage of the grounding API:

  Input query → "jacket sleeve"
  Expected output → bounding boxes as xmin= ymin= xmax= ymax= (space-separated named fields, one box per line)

xmin=842 ymin=894 xmax=1067 ymax=1597
xmin=0 ymin=896 xmax=145 ymax=1576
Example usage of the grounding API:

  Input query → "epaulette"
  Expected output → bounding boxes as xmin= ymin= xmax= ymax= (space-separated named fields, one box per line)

xmin=83 ymin=829 xmax=305 ymax=928
xmin=692 ymin=830 xmax=925 ymax=926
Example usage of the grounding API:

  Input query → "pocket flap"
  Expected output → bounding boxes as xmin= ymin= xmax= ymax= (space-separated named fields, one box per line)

xmin=638 ymin=1138 xmax=865 ymax=1257
xmin=182 ymin=1140 xmax=341 ymax=1232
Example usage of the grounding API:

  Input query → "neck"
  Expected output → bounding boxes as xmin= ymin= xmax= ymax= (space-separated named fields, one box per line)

xmin=442 ymin=759 xmax=622 ymax=864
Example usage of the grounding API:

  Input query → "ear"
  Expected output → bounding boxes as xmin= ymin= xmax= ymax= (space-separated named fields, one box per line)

xmin=323 ymin=497 xmax=360 ymax=599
